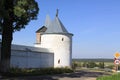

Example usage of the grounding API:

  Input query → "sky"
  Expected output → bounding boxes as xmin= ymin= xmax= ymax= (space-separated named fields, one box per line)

xmin=13 ymin=0 xmax=120 ymax=59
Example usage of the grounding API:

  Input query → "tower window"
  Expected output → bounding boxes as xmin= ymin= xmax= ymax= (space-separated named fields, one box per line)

xmin=58 ymin=59 xmax=60 ymax=64
xmin=62 ymin=38 xmax=64 ymax=41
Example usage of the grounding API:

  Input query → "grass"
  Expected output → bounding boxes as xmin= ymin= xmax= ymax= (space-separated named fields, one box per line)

xmin=97 ymin=73 xmax=120 ymax=80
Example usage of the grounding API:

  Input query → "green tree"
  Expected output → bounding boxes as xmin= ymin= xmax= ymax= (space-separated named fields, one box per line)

xmin=72 ymin=61 xmax=78 ymax=71
xmin=98 ymin=62 xmax=104 ymax=69
xmin=87 ymin=62 xmax=97 ymax=68
xmin=82 ymin=62 xmax=88 ymax=68
xmin=0 ymin=0 xmax=39 ymax=73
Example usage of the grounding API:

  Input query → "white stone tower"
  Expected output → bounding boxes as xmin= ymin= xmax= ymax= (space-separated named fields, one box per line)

xmin=35 ymin=10 xmax=73 ymax=68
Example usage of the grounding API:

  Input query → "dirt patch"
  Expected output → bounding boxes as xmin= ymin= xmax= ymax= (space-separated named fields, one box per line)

xmin=59 ymin=77 xmax=96 ymax=80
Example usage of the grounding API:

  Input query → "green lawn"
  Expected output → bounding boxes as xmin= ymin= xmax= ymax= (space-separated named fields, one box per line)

xmin=97 ymin=73 xmax=120 ymax=80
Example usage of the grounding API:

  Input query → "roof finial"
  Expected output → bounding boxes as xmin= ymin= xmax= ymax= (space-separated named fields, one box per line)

xmin=56 ymin=9 xmax=59 ymax=17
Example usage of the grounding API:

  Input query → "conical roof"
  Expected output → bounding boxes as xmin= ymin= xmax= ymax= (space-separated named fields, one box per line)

xmin=44 ymin=15 xmax=51 ymax=28
xmin=45 ymin=16 xmax=68 ymax=33
xmin=36 ymin=11 xmax=72 ymax=35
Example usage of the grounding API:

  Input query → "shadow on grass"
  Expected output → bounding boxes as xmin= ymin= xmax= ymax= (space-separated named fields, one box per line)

xmin=1 ymin=70 xmax=108 ymax=80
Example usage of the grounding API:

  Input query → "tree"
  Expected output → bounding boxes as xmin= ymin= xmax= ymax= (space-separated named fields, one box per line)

xmin=0 ymin=0 xmax=39 ymax=73
xmin=82 ymin=62 xmax=88 ymax=68
xmin=87 ymin=61 xmax=97 ymax=68
xmin=98 ymin=62 xmax=104 ymax=69
xmin=72 ymin=61 xmax=78 ymax=71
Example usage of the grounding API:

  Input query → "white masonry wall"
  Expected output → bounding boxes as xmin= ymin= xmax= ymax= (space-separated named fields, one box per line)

xmin=10 ymin=45 xmax=54 ymax=68
xmin=0 ymin=44 xmax=54 ymax=68
xmin=35 ymin=33 xmax=72 ymax=68
xmin=11 ymin=50 xmax=54 ymax=68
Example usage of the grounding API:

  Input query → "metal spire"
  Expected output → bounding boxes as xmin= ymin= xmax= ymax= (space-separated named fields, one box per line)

xmin=56 ymin=9 xmax=59 ymax=17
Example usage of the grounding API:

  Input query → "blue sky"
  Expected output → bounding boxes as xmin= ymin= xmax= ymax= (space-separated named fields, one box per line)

xmin=13 ymin=0 xmax=120 ymax=59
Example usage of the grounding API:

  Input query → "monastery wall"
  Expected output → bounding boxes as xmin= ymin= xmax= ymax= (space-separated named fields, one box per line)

xmin=0 ymin=44 xmax=54 ymax=68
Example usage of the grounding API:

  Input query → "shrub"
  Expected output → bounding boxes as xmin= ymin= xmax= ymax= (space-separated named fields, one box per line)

xmin=72 ymin=61 xmax=78 ymax=70
xmin=82 ymin=61 xmax=97 ymax=68
xmin=105 ymin=65 xmax=114 ymax=69
xmin=3 ymin=67 xmax=73 ymax=77
xmin=98 ymin=62 xmax=104 ymax=69
xmin=82 ymin=62 xmax=88 ymax=67
xmin=87 ymin=62 xmax=97 ymax=68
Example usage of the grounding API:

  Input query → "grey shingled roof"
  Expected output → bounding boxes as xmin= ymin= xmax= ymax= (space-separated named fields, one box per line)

xmin=36 ymin=26 xmax=47 ymax=33
xmin=36 ymin=14 xmax=69 ymax=34
xmin=36 ymin=10 xmax=73 ymax=35
xmin=45 ymin=16 xmax=68 ymax=33
xmin=44 ymin=15 xmax=51 ymax=28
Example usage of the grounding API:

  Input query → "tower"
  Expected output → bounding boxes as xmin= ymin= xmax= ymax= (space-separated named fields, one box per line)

xmin=35 ymin=11 xmax=73 ymax=67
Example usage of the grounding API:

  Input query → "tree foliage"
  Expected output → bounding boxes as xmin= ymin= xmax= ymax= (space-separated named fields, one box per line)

xmin=0 ymin=0 xmax=39 ymax=31
xmin=98 ymin=62 xmax=104 ymax=69
xmin=82 ymin=61 xmax=97 ymax=68
xmin=0 ymin=0 xmax=39 ymax=73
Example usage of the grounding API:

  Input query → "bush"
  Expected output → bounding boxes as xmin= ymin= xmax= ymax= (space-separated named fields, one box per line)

xmin=82 ymin=61 xmax=97 ymax=68
xmin=82 ymin=62 xmax=88 ymax=67
xmin=87 ymin=62 xmax=97 ymax=68
xmin=72 ymin=61 xmax=78 ymax=70
xmin=98 ymin=62 xmax=104 ymax=69
xmin=105 ymin=65 xmax=114 ymax=69
xmin=3 ymin=67 xmax=73 ymax=77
